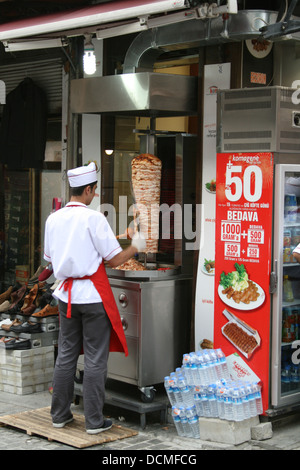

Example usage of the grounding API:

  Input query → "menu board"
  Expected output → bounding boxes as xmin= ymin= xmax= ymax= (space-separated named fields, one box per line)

xmin=214 ymin=152 xmax=274 ymax=411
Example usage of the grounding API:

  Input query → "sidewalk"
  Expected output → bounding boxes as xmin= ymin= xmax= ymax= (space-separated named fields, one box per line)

xmin=0 ymin=385 xmax=300 ymax=451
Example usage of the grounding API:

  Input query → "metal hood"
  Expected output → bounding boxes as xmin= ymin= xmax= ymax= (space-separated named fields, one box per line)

xmin=70 ymin=72 xmax=198 ymax=117
xmin=123 ymin=9 xmax=294 ymax=73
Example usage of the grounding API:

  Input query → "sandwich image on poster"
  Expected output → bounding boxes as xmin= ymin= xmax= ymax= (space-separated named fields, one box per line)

xmin=221 ymin=309 xmax=261 ymax=359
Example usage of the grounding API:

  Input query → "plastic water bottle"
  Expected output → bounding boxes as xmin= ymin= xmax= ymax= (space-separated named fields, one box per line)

xmin=182 ymin=354 xmax=193 ymax=385
xmin=223 ymin=387 xmax=233 ymax=421
xmin=253 ymin=383 xmax=263 ymax=415
xmin=189 ymin=353 xmax=199 ymax=386
xmin=179 ymin=407 xmax=192 ymax=437
xmin=164 ymin=376 xmax=176 ymax=406
xmin=178 ymin=375 xmax=194 ymax=407
xmin=232 ymin=387 xmax=244 ymax=422
xmin=172 ymin=377 xmax=183 ymax=405
xmin=199 ymin=385 xmax=211 ymax=417
xmin=216 ymin=349 xmax=230 ymax=380
xmin=207 ymin=384 xmax=218 ymax=418
xmin=196 ymin=351 xmax=210 ymax=385
xmin=172 ymin=406 xmax=184 ymax=436
xmin=185 ymin=406 xmax=200 ymax=439
xmin=194 ymin=387 xmax=203 ymax=417
xmin=208 ymin=350 xmax=219 ymax=383
xmin=240 ymin=385 xmax=251 ymax=419
xmin=202 ymin=350 xmax=214 ymax=384
xmin=246 ymin=382 xmax=257 ymax=417
xmin=216 ymin=385 xmax=225 ymax=419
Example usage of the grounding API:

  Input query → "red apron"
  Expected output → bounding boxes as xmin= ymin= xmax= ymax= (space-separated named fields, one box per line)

xmin=59 ymin=263 xmax=128 ymax=356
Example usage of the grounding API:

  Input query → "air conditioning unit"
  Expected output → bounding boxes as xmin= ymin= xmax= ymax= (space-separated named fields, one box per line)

xmin=217 ymin=87 xmax=300 ymax=153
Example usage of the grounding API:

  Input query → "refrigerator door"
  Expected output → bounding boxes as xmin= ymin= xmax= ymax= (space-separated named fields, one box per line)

xmin=272 ymin=164 xmax=300 ymax=408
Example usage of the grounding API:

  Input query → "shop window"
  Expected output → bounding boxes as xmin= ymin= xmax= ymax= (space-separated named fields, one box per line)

xmin=0 ymin=168 xmax=32 ymax=290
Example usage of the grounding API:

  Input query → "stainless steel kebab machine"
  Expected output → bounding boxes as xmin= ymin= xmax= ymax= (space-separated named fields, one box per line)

xmin=70 ymin=72 xmax=198 ymax=402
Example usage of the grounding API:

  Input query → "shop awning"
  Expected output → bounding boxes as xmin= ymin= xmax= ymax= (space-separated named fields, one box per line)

xmin=0 ymin=0 xmax=186 ymax=41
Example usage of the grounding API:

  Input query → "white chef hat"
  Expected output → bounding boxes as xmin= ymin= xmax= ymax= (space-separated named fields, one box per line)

xmin=67 ymin=162 xmax=97 ymax=188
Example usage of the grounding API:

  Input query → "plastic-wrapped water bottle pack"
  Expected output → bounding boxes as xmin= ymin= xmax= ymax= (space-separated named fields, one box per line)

xmin=165 ymin=349 xmax=263 ymax=438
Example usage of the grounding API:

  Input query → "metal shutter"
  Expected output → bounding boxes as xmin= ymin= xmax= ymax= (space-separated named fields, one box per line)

xmin=0 ymin=57 xmax=63 ymax=114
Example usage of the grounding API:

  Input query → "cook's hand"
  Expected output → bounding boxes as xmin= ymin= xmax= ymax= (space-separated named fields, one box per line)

xmin=117 ymin=227 xmax=134 ymax=240
xmin=131 ymin=232 xmax=146 ymax=252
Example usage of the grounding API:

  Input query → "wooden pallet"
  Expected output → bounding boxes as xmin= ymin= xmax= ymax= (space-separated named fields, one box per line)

xmin=0 ymin=406 xmax=138 ymax=448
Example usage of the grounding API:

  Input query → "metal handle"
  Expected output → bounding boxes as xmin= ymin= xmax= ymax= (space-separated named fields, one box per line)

xmin=270 ymin=259 xmax=278 ymax=294
xmin=121 ymin=316 xmax=128 ymax=331
xmin=119 ymin=292 xmax=128 ymax=307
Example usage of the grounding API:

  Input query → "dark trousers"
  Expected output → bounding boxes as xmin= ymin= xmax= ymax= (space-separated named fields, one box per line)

xmin=51 ymin=300 xmax=111 ymax=430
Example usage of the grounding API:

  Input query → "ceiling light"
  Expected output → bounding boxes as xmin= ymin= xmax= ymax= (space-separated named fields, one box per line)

xmin=83 ymin=35 xmax=96 ymax=75
xmin=3 ymin=38 xmax=68 ymax=51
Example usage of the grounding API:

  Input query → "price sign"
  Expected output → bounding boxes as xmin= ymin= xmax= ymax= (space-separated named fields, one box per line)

xmin=247 ymin=246 xmax=260 ymax=259
xmin=215 ymin=152 xmax=274 ymax=414
xmin=221 ymin=221 xmax=241 ymax=242
xmin=248 ymin=229 xmax=264 ymax=244
xmin=225 ymin=243 xmax=241 ymax=258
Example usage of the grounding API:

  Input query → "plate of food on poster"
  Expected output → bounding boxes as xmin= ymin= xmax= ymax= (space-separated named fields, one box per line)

xmin=201 ymin=258 xmax=215 ymax=276
xmin=205 ymin=179 xmax=216 ymax=194
xmin=218 ymin=263 xmax=265 ymax=311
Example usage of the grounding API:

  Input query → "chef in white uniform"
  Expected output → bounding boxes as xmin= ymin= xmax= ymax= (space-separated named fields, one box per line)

xmin=44 ymin=162 xmax=145 ymax=434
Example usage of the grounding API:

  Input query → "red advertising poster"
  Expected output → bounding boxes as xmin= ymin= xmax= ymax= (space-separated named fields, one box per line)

xmin=214 ymin=152 xmax=274 ymax=412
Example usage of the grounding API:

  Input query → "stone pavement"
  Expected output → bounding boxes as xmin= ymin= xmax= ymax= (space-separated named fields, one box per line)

xmin=0 ymin=386 xmax=300 ymax=451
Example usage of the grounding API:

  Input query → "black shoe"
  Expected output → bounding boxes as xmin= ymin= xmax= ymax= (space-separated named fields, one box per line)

xmin=86 ymin=419 xmax=113 ymax=434
xmin=5 ymin=339 xmax=31 ymax=350
xmin=10 ymin=321 xmax=42 ymax=334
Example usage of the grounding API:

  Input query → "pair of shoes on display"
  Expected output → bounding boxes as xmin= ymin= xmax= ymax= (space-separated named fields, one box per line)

xmin=0 ymin=319 xmax=42 ymax=334
xmin=4 ymin=338 xmax=31 ymax=350
xmin=21 ymin=284 xmax=39 ymax=310
xmin=10 ymin=320 xmax=42 ymax=334
xmin=32 ymin=304 xmax=59 ymax=318
xmin=1 ymin=318 xmax=22 ymax=332
xmin=8 ymin=285 xmax=27 ymax=312
xmin=19 ymin=283 xmax=48 ymax=316
xmin=0 ymin=319 xmax=14 ymax=329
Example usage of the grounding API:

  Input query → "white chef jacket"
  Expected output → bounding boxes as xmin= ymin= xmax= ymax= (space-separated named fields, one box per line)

xmin=44 ymin=202 xmax=122 ymax=304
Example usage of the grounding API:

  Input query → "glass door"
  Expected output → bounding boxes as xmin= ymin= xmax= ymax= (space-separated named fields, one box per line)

xmin=272 ymin=164 xmax=300 ymax=407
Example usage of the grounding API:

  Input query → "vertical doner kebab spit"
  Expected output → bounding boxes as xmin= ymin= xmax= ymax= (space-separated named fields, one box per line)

xmin=131 ymin=153 xmax=162 ymax=254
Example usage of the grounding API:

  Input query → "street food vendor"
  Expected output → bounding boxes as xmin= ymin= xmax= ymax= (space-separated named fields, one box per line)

xmin=43 ymin=162 xmax=146 ymax=434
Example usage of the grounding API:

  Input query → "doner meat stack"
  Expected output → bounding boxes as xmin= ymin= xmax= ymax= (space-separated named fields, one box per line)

xmin=131 ymin=153 xmax=162 ymax=253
